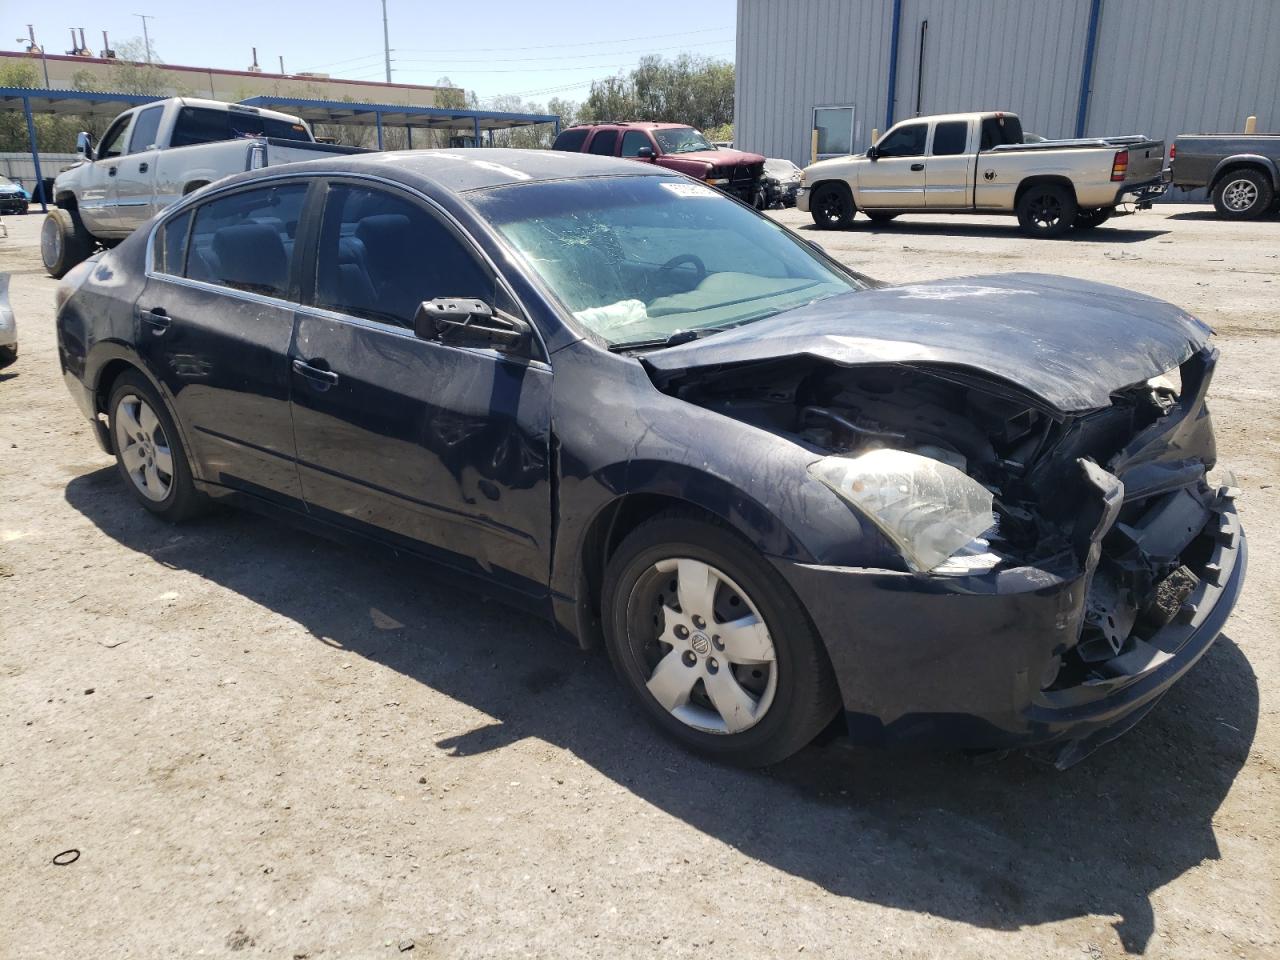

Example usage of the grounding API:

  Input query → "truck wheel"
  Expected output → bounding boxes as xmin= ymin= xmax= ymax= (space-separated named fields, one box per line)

xmin=1074 ymin=207 xmax=1113 ymax=230
xmin=1212 ymin=169 xmax=1273 ymax=220
xmin=41 ymin=208 xmax=94 ymax=279
xmin=1016 ymin=183 xmax=1077 ymax=238
xmin=810 ymin=183 xmax=856 ymax=229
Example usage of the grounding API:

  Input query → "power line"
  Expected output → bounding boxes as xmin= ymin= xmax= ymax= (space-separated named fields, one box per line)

xmin=394 ymin=37 xmax=733 ymax=66
xmin=303 ymin=51 xmax=384 ymax=70
xmin=394 ymin=25 xmax=730 ymax=54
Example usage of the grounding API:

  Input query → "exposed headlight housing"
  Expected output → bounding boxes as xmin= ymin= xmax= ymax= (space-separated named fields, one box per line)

xmin=809 ymin=449 xmax=997 ymax=573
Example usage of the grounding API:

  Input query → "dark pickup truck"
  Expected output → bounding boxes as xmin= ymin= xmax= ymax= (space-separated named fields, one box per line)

xmin=1168 ymin=132 xmax=1280 ymax=219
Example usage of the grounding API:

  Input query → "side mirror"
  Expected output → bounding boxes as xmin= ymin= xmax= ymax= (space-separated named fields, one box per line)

xmin=413 ymin=298 xmax=531 ymax=353
xmin=865 ymin=145 xmax=878 ymax=161
xmin=76 ymin=131 xmax=95 ymax=160
xmin=636 ymin=146 xmax=654 ymax=160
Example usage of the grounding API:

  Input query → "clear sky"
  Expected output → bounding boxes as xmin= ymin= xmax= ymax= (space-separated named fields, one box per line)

xmin=16 ymin=0 xmax=738 ymax=103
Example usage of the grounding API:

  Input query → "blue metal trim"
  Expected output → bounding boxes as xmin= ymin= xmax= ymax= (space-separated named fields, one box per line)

xmin=237 ymin=94 xmax=557 ymax=127
xmin=1075 ymin=0 xmax=1104 ymax=138
xmin=885 ymin=0 xmax=904 ymax=131
xmin=21 ymin=96 xmax=46 ymax=212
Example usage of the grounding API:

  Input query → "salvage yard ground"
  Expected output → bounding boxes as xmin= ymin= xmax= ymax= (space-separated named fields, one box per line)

xmin=2 ymin=205 xmax=1278 ymax=959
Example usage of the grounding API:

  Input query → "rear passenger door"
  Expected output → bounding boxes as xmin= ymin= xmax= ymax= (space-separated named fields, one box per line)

xmin=861 ymin=122 xmax=928 ymax=209
xmin=924 ymin=119 xmax=974 ymax=208
xmin=136 ymin=180 xmax=312 ymax=506
xmin=288 ymin=180 xmax=553 ymax=594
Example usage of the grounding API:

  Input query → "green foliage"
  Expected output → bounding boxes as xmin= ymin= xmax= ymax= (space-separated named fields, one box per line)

xmin=580 ymin=54 xmax=734 ymax=131
xmin=0 ymin=61 xmax=88 ymax=151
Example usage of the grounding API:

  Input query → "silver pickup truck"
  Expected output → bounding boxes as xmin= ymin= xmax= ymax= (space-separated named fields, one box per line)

xmin=799 ymin=111 xmax=1166 ymax=237
xmin=42 ymin=97 xmax=364 ymax=277
xmin=1168 ymin=132 xmax=1280 ymax=220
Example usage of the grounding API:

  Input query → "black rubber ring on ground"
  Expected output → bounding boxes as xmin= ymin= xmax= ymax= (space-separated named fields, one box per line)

xmin=52 ymin=849 xmax=80 ymax=865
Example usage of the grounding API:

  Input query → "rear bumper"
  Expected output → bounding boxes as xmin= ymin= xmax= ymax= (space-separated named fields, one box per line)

xmin=772 ymin=495 xmax=1245 ymax=766
xmin=1115 ymin=173 xmax=1169 ymax=208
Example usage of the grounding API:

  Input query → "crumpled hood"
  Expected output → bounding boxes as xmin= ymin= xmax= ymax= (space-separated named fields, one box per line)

xmin=682 ymin=147 xmax=765 ymax=167
xmin=643 ymin=273 xmax=1213 ymax=413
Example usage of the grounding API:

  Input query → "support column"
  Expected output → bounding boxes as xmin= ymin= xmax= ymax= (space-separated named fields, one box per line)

xmin=406 ymin=126 xmax=413 ymax=149
xmin=375 ymin=112 xmax=384 ymax=150
xmin=884 ymin=0 xmax=904 ymax=130
xmin=472 ymin=116 xmax=480 ymax=148
xmin=23 ymin=97 xmax=47 ymax=212
xmin=1074 ymin=0 xmax=1104 ymax=138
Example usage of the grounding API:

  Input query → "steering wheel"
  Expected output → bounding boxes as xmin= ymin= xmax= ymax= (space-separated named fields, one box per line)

xmin=658 ymin=253 xmax=707 ymax=285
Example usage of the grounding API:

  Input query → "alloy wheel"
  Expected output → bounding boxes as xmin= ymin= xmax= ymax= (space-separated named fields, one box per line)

xmin=113 ymin=393 xmax=174 ymax=502
xmin=1222 ymin=178 xmax=1259 ymax=212
xmin=630 ymin=557 xmax=778 ymax=735
xmin=1029 ymin=192 xmax=1064 ymax=230
xmin=39 ymin=216 xmax=62 ymax=267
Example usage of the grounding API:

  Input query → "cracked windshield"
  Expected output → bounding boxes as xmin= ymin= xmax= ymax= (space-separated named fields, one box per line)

xmin=652 ymin=125 xmax=715 ymax=153
xmin=473 ymin=175 xmax=862 ymax=347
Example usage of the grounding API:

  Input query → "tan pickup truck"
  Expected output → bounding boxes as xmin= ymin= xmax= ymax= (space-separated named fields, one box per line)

xmin=798 ymin=111 xmax=1167 ymax=237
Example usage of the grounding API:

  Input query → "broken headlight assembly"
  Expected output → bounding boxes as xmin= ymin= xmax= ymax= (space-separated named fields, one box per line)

xmin=809 ymin=448 xmax=1000 ymax=574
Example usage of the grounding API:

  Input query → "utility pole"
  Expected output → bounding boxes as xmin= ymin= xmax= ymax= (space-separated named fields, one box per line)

xmin=381 ymin=0 xmax=392 ymax=82
xmin=134 ymin=14 xmax=155 ymax=63
xmin=279 ymin=55 xmax=285 ymax=74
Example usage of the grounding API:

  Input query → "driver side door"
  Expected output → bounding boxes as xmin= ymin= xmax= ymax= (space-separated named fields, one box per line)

xmin=859 ymin=122 xmax=928 ymax=210
xmin=288 ymin=180 xmax=554 ymax=596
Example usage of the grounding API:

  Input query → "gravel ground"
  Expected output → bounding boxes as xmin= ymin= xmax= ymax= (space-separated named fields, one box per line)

xmin=1 ymin=204 xmax=1277 ymax=959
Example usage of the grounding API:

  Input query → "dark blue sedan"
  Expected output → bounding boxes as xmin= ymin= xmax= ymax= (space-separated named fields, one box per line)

xmin=55 ymin=150 xmax=1245 ymax=766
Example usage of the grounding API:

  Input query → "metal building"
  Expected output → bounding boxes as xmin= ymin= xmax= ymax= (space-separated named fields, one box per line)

xmin=735 ymin=0 xmax=1280 ymax=174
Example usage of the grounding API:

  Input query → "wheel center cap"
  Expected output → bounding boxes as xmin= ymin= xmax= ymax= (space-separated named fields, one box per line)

xmin=691 ymin=633 xmax=710 ymax=657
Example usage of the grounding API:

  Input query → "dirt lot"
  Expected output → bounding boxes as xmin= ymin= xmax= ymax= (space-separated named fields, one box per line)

xmin=1 ymin=205 xmax=1277 ymax=959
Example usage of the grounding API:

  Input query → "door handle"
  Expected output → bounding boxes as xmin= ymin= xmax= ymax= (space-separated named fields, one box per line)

xmin=139 ymin=161 xmax=149 ymax=173
xmin=292 ymin=358 xmax=340 ymax=387
xmin=108 ymin=166 xmax=118 ymax=177
xmin=139 ymin=307 xmax=170 ymax=334
xmin=910 ymin=163 xmax=925 ymax=172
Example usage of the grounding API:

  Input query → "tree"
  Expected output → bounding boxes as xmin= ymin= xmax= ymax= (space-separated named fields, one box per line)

xmin=0 ymin=61 xmax=88 ymax=152
xmin=581 ymin=54 xmax=734 ymax=131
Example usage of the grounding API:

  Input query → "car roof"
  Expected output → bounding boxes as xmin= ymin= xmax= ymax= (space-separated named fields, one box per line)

xmin=261 ymin=148 xmax=674 ymax=193
xmin=565 ymin=121 xmax=690 ymax=131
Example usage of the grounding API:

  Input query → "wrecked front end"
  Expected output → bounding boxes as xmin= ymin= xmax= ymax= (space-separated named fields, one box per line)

xmin=655 ymin=346 xmax=1245 ymax=766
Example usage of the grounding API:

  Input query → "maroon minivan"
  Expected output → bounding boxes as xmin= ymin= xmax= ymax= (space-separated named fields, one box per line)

xmin=552 ymin=122 xmax=765 ymax=204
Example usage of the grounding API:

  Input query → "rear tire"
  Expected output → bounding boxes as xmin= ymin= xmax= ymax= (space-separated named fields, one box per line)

xmin=1212 ymin=169 xmax=1273 ymax=220
xmin=1074 ymin=207 xmax=1113 ymax=230
xmin=41 ymin=208 xmax=94 ymax=279
xmin=0 ymin=345 xmax=16 ymax=370
xmin=1016 ymin=183 xmax=1077 ymax=237
xmin=809 ymin=182 xmax=856 ymax=230
xmin=107 ymin=372 xmax=205 ymax=522
xmin=602 ymin=511 xmax=841 ymax=767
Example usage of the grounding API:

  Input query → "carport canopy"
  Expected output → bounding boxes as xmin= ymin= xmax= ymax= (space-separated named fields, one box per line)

xmin=1 ymin=86 xmax=561 ymax=211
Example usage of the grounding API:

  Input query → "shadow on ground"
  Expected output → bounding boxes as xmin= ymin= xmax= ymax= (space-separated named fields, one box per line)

xmin=798 ymin=219 xmax=1170 ymax=243
xmin=66 ymin=467 xmax=1258 ymax=954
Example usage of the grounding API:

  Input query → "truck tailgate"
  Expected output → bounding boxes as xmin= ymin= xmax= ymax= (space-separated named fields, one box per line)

xmin=1122 ymin=139 xmax=1165 ymax=183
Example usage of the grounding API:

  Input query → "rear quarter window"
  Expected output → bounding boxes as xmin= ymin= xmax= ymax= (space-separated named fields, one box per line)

xmin=552 ymin=129 xmax=588 ymax=152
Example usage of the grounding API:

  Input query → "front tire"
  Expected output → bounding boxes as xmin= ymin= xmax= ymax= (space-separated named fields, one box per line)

xmin=107 ymin=372 xmax=205 ymax=522
xmin=602 ymin=512 xmax=840 ymax=766
xmin=1212 ymin=169 xmax=1273 ymax=220
xmin=809 ymin=182 xmax=856 ymax=230
xmin=40 ymin=208 xmax=94 ymax=278
xmin=1016 ymin=183 xmax=1077 ymax=237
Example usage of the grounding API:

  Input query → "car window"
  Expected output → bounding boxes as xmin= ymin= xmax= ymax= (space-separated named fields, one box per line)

xmin=621 ymin=131 xmax=653 ymax=157
xmin=184 ymin=183 xmax=309 ymax=298
xmin=97 ymin=115 xmax=131 ymax=160
xmin=153 ymin=209 xmax=193 ymax=275
xmin=472 ymin=175 xmax=861 ymax=347
xmin=588 ymin=130 xmax=619 ymax=156
xmin=652 ymin=127 xmax=714 ymax=154
xmin=875 ymin=123 xmax=927 ymax=158
xmin=552 ymin=129 xmax=588 ymax=152
xmin=129 ymin=106 xmax=164 ymax=153
xmin=311 ymin=184 xmax=493 ymax=329
xmin=171 ymin=107 xmax=310 ymax=147
xmin=931 ymin=121 xmax=969 ymax=156
xmin=980 ymin=116 xmax=1024 ymax=150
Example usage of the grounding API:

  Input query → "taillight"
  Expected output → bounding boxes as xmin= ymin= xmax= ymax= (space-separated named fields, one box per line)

xmin=1110 ymin=149 xmax=1129 ymax=182
xmin=1169 ymin=144 xmax=1176 ymax=161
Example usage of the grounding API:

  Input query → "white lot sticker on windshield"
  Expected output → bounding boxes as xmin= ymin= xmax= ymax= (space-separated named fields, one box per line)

xmin=661 ymin=182 xmax=718 ymax=198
